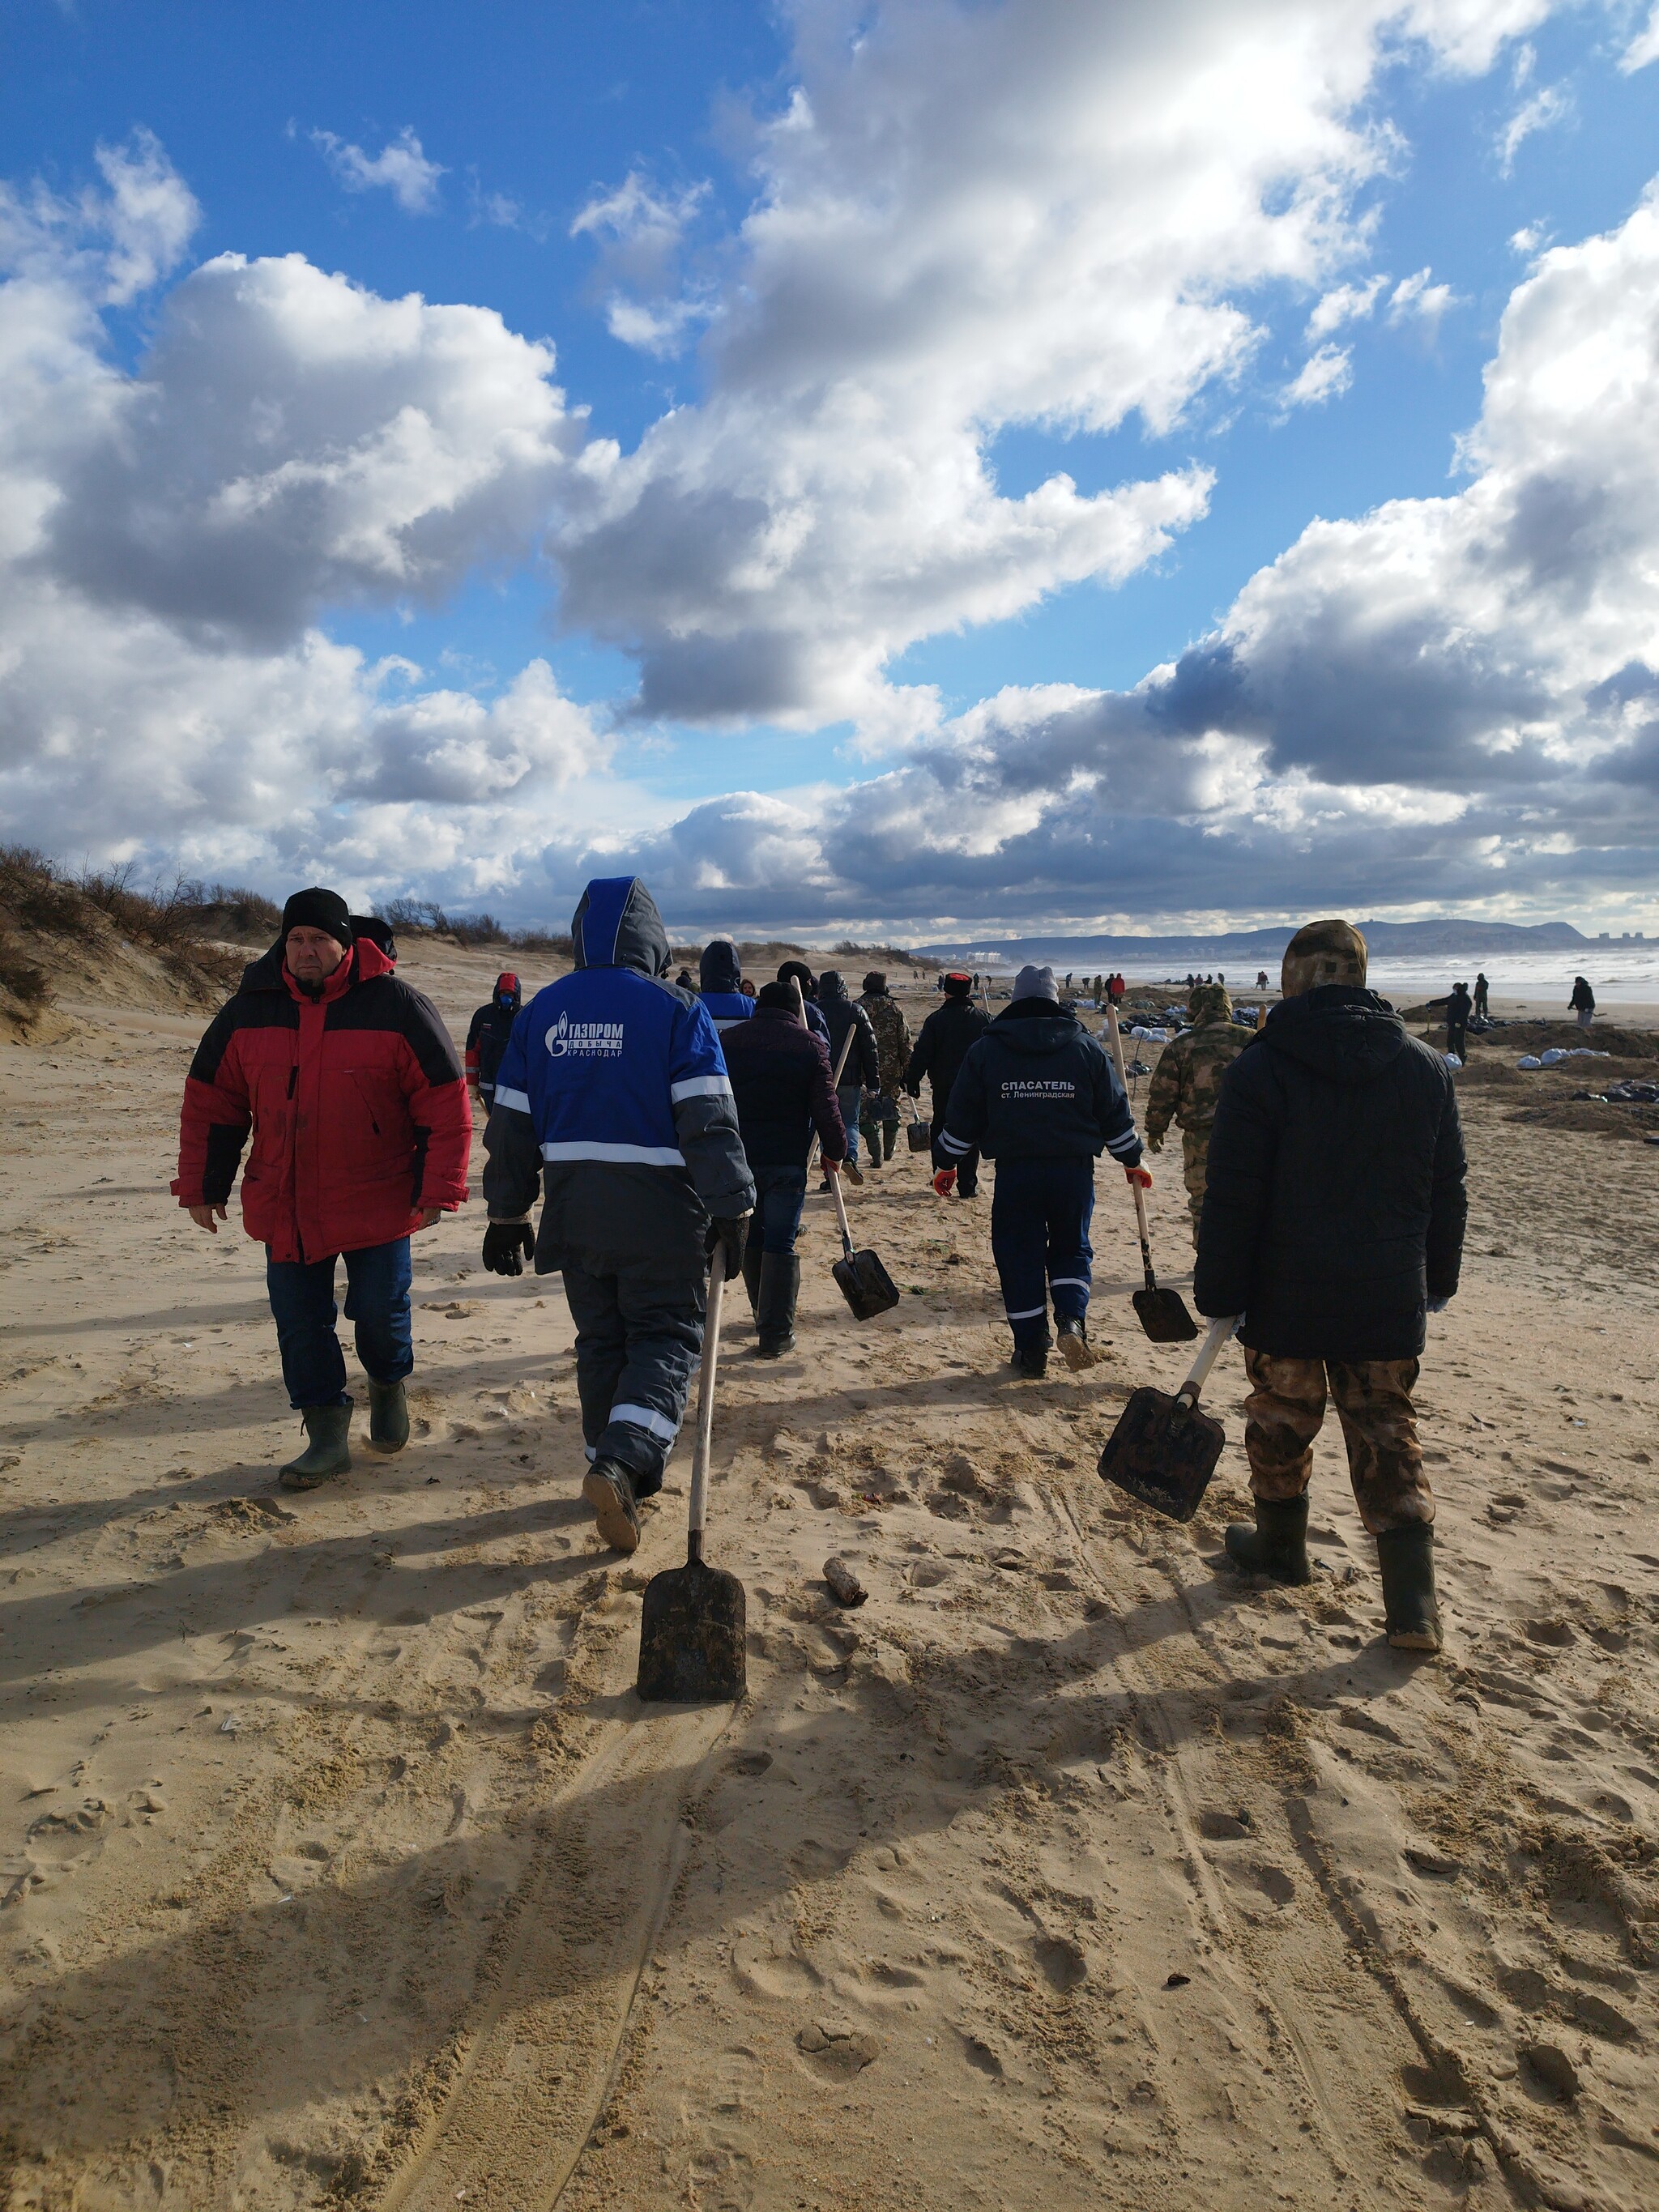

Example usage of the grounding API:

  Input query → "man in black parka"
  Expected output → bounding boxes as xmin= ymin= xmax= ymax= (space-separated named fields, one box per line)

xmin=905 ymin=970 xmax=989 ymax=1197
xmin=1194 ymin=919 xmax=1466 ymax=1651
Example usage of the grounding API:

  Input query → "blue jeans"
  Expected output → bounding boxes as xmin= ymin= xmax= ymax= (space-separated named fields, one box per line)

xmin=836 ymin=1083 xmax=863 ymax=1166
xmin=753 ymin=1163 xmax=808 ymax=1254
xmin=266 ymin=1237 xmax=413 ymax=1409
xmin=989 ymin=1158 xmax=1094 ymax=1351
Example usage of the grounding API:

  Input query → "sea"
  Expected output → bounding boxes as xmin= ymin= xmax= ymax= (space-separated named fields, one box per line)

xmin=968 ymin=948 xmax=1659 ymax=1005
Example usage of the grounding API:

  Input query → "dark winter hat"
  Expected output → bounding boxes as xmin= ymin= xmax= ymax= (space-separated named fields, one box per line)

xmin=282 ymin=887 xmax=352 ymax=945
xmin=778 ymin=959 xmax=817 ymax=994
xmin=1282 ymin=918 xmax=1367 ymax=997
xmin=942 ymin=970 xmax=973 ymax=996
xmin=862 ymin=970 xmax=888 ymax=995
xmin=350 ymin=914 xmax=396 ymax=961
xmin=756 ymin=980 xmax=802 ymax=1017
xmin=817 ymin=969 xmax=849 ymax=1000
xmin=1013 ymin=963 xmax=1058 ymax=1004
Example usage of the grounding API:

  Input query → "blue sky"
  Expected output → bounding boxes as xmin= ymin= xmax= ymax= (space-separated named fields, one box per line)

xmin=5 ymin=2 xmax=1659 ymax=935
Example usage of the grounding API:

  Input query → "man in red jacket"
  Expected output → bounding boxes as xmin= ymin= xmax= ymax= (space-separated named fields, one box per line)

xmin=174 ymin=887 xmax=471 ymax=1490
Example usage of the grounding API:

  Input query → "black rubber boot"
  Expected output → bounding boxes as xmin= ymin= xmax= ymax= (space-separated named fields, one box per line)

xmin=1224 ymin=1494 xmax=1311 ymax=1584
xmin=756 ymin=1252 xmax=800 ymax=1357
xmin=1377 ymin=1524 xmax=1442 ymax=1652
xmin=882 ymin=1123 xmax=897 ymax=1164
xmin=279 ymin=1400 xmax=353 ymax=1491
xmin=366 ymin=1377 xmax=409 ymax=1453
xmin=582 ymin=1457 xmax=640 ymax=1554
xmin=741 ymin=1241 xmax=764 ymax=1320
xmin=1011 ymin=1340 xmax=1049 ymax=1379
xmin=1056 ymin=1316 xmax=1096 ymax=1370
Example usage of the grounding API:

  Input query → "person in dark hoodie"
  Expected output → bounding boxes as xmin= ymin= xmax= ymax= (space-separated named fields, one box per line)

xmin=815 ymin=970 xmax=880 ymax=1186
xmin=777 ymin=960 xmax=832 ymax=1047
xmin=1193 ymin=918 xmax=1465 ymax=1652
xmin=464 ymin=972 xmax=523 ymax=1114
xmin=480 ymin=878 xmax=754 ymax=1554
xmin=940 ymin=964 xmax=1145 ymax=1377
xmin=698 ymin=937 xmax=753 ymax=1032
xmin=176 ymin=889 xmax=470 ymax=1489
xmin=720 ymin=980 xmax=847 ymax=1353
xmin=906 ymin=970 xmax=990 ymax=1198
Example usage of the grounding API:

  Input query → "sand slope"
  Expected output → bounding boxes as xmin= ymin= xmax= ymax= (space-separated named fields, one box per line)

xmin=0 ymin=950 xmax=1656 ymax=2210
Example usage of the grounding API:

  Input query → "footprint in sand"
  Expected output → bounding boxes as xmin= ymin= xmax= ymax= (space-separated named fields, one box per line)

xmin=1033 ymin=1933 xmax=1088 ymax=1990
xmin=795 ymin=2022 xmax=881 ymax=2078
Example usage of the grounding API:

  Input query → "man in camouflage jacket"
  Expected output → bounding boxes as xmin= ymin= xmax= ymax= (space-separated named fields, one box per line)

xmin=1142 ymin=982 xmax=1250 ymax=1243
xmin=856 ymin=971 xmax=912 ymax=1166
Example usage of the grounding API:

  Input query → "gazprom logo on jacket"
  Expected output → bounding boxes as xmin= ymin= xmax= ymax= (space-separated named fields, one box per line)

xmin=545 ymin=1010 xmax=625 ymax=1059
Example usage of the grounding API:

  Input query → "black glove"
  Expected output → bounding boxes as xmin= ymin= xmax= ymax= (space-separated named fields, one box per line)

xmin=705 ymin=1213 xmax=749 ymax=1281
xmin=482 ymin=1219 xmax=535 ymax=1276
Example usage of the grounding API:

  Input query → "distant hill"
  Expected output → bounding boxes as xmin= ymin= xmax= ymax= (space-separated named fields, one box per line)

xmin=913 ymin=918 xmax=1618 ymax=968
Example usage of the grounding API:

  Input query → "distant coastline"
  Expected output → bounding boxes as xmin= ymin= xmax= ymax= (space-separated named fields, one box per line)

xmin=913 ymin=917 xmax=1646 ymax=967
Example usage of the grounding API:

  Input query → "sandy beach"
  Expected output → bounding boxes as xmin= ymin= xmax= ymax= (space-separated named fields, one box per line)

xmin=2 ymin=943 xmax=1657 ymax=2211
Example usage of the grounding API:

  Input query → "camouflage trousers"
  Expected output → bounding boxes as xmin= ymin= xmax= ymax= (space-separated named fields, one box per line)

xmin=1180 ymin=1127 xmax=1211 ymax=1246
xmin=1242 ymin=1349 xmax=1434 ymax=1535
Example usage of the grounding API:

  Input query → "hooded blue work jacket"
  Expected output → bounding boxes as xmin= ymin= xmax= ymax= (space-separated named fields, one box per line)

xmin=482 ymin=877 xmax=754 ymax=1281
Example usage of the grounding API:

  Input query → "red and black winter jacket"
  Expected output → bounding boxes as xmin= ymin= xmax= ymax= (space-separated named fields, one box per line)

xmin=173 ymin=940 xmax=471 ymax=1263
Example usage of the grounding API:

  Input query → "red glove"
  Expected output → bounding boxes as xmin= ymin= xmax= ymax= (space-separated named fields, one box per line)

xmin=932 ymin=1167 xmax=956 ymax=1196
xmin=1124 ymin=1165 xmax=1153 ymax=1189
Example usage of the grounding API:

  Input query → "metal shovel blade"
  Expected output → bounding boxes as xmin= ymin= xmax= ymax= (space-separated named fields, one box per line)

xmin=833 ymin=1246 xmax=902 ymax=1319
xmin=1098 ymin=1384 xmax=1225 ymax=1523
xmin=906 ymin=1118 xmax=932 ymax=1152
xmin=1132 ymin=1284 xmax=1199 ymax=1343
xmin=637 ymin=1548 xmax=747 ymax=1703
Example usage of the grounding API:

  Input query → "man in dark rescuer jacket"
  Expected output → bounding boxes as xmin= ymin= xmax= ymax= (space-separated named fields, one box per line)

xmin=174 ymin=887 xmax=471 ymax=1490
xmin=721 ymin=981 xmax=847 ymax=1355
xmin=906 ymin=970 xmax=989 ymax=1199
xmin=464 ymin=972 xmax=522 ymax=1113
xmin=1194 ymin=918 xmax=1466 ymax=1652
xmin=940 ymin=965 xmax=1146 ymax=1377
xmin=480 ymin=877 xmax=754 ymax=1554
xmin=815 ymin=970 xmax=879 ymax=1185
xmin=698 ymin=936 xmax=753 ymax=1032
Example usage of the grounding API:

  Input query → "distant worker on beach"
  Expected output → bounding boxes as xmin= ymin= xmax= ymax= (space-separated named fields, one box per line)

xmin=1570 ymin=975 xmax=1596 ymax=1029
xmin=464 ymin=971 xmax=522 ymax=1115
xmin=1194 ymin=918 xmax=1466 ymax=1652
xmin=1473 ymin=972 xmax=1490 ymax=1021
xmin=174 ymin=888 xmax=471 ymax=1490
xmin=1444 ymin=980 xmax=1471 ymax=1060
xmin=1142 ymin=981 xmax=1249 ymax=1246
xmin=480 ymin=877 xmax=753 ymax=1554
xmin=940 ymin=964 xmax=1145 ymax=1377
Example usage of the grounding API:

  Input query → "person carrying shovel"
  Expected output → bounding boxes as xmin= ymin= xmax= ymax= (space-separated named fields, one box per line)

xmin=1142 ymin=980 xmax=1249 ymax=1247
xmin=479 ymin=876 xmax=753 ymax=1555
xmin=1192 ymin=918 xmax=1466 ymax=1651
xmin=939 ymin=964 xmax=1147 ymax=1377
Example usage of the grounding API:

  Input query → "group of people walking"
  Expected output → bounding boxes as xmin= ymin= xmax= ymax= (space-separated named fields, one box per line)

xmin=174 ymin=889 xmax=1465 ymax=1653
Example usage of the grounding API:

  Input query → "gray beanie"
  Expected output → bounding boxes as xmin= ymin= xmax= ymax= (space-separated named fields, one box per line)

xmin=1013 ymin=963 xmax=1058 ymax=1004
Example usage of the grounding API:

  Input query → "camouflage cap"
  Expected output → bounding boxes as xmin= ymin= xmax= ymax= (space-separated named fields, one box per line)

xmin=1282 ymin=918 xmax=1367 ymax=995
xmin=1188 ymin=982 xmax=1233 ymax=1023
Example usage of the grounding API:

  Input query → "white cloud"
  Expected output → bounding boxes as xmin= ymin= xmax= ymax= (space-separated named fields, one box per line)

xmin=1622 ymin=7 xmax=1659 ymax=71
xmin=1306 ymin=275 xmax=1385 ymax=338
xmin=312 ymin=126 xmax=446 ymax=215
xmin=1281 ymin=343 xmax=1354 ymax=410
xmin=1387 ymin=266 xmax=1457 ymax=327
xmin=1497 ymin=82 xmax=1572 ymax=175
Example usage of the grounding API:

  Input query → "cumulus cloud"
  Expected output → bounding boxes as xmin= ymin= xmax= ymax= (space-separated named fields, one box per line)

xmin=1623 ymin=6 xmax=1659 ymax=70
xmin=553 ymin=0 xmax=1556 ymax=727
xmin=1497 ymin=82 xmax=1572 ymax=174
xmin=312 ymin=126 xmax=446 ymax=215
xmin=1281 ymin=343 xmax=1354 ymax=410
xmin=1387 ymin=266 xmax=1457 ymax=327
xmin=1306 ymin=276 xmax=1385 ymax=338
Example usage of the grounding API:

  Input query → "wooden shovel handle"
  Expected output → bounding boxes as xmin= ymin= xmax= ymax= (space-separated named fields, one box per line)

xmin=826 ymin=1162 xmax=857 ymax=1257
xmin=806 ymin=1010 xmax=858 ymax=1174
xmin=1104 ymin=1006 xmax=1158 ymax=1290
xmin=688 ymin=1264 xmax=725 ymax=1545
xmin=1175 ymin=1314 xmax=1236 ymax=1409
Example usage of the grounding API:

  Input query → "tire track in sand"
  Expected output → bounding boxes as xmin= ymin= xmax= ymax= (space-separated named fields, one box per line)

xmin=375 ymin=1695 xmax=735 ymax=2212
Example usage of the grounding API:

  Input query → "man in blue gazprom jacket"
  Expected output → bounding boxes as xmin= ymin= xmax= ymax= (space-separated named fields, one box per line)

xmin=480 ymin=877 xmax=755 ymax=1554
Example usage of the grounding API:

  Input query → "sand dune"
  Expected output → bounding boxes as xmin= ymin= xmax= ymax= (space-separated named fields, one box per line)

xmin=1 ymin=945 xmax=1656 ymax=2210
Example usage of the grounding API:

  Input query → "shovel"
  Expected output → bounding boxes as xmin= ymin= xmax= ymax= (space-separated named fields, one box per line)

xmin=806 ymin=1005 xmax=856 ymax=1178
xmin=1098 ymin=1314 xmax=1236 ymax=1522
xmin=637 ymin=1259 xmax=746 ymax=1703
xmin=1102 ymin=1006 xmax=1198 ymax=1344
xmin=827 ymin=1166 xmax=901 ymax=1320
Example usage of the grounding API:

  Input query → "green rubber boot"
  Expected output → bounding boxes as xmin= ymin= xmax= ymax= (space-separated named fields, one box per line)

xmin=367 ymin=1378 xmax=410 ymax=1453
xmin=279 ymin=1400 xmax=353 ymax=1491
xmin=1377 ymin=1524 xmax=1442 ymax=1652
xmin=1224 ymin=1494 xmax=1311 ymax=1585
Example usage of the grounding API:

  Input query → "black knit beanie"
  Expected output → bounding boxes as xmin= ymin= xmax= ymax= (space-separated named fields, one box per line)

xmin=281 ymin=887 xmax=352 ymax=944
